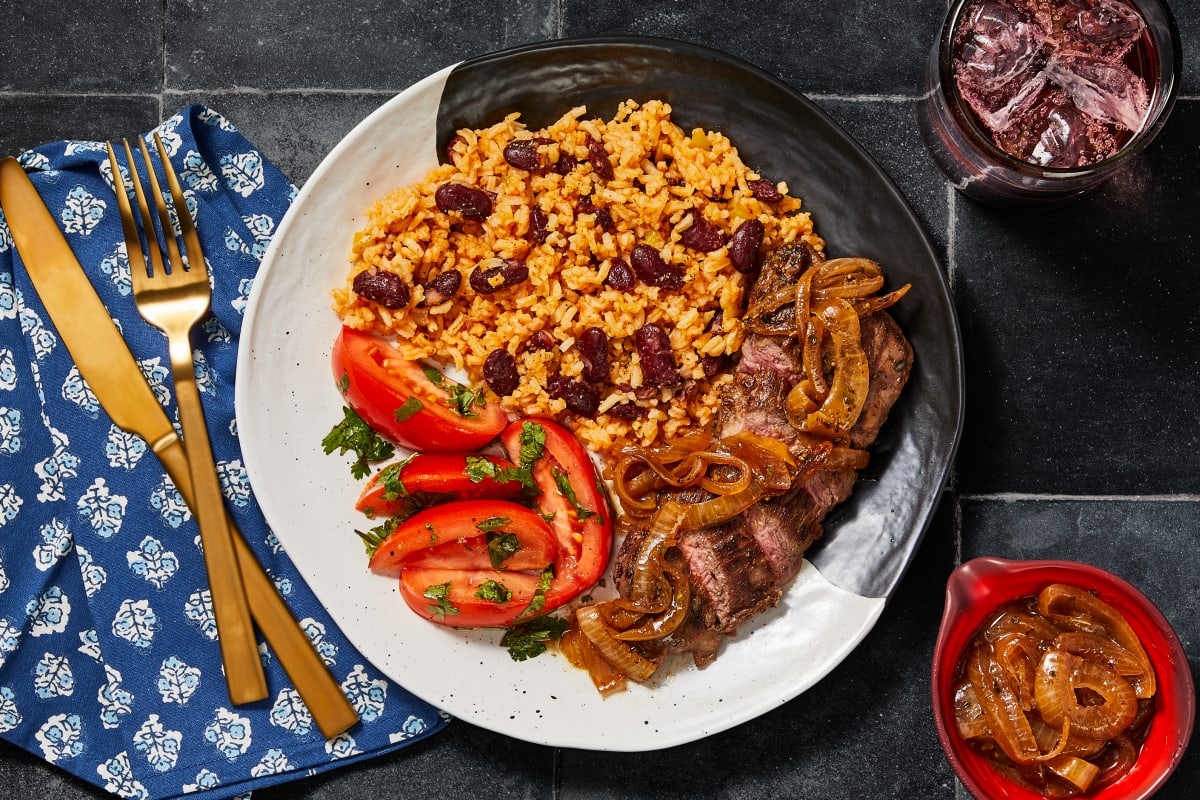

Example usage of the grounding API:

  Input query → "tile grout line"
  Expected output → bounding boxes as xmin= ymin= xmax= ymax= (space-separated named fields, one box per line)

xmin=961 ymin=493 xmax=1200 ymax=502
xmin=159 ymin=0 xmax=168 ymax=121
xmin=3 ymin=88 xmax=1199 ymax=101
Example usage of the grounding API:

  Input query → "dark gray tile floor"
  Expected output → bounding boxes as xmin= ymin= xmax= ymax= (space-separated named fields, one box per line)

xmin=1 ymin=0 xmax=1197 ymax=798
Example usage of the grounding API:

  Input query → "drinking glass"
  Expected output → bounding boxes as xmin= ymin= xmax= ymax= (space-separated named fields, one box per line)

xmin=919 ymin=0 xmax=1181 ymax=209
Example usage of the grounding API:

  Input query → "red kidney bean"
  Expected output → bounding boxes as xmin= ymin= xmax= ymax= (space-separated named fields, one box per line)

xmin=729 ymin=219 xmax=765 ymax=273
xmin=586 ymin=135 xmax=614 ymax=181
xmin=577 ymin=327 xmax=610 ymax=383
xmin=577 ymin=197 xmax=614 ymax=232
xmin=352 ymin=269 xmax=410 ymax=309
xmin=748 ymin=179 xmax=783 ymax=203
xmin=593 ymin=207 xmax=614 ymax=231
xmin=630 ymin=244 xmax=683 ymax=290
xmin=470 ymin=259 xmax=529 ymax=294
xmin=607 ymin=402 xmax=645 ymax=421
xmin=435 ymin=182 xmax=492 ymax=222
xmin=551 ymin=152 xmax=577 ymax=175
xmin=604 ymin=259 xmax=635 ymax=291
xmin=483 ymin=349 xmax=520 ymax=397
xmin=503 ymin=138 xmax=553 ymax=172
xmin=634 ymin=324 xmax=681 ymax=387
xmin=445 ymin=133 xmax=467 ymax=164
xmin=633 ymin=385 xmax=659 ymax=400
xmin=679 ymin=214 xmax=726 ymax=252
xmin=421 ymin=270 xmax=462 ymax=305
xmin=547 ymin=376 xmax=600 ymax=417
xmin=700 ymin=354 xmax=729 ymax=379
xmin=524 ymin=330 xmax=557 ymax=352
xmin=530 ymin=206 xmax=549 ymax=244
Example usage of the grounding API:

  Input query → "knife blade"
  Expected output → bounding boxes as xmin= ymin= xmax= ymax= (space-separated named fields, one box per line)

xmin=0 ymin=155 xmax=359 ymax=738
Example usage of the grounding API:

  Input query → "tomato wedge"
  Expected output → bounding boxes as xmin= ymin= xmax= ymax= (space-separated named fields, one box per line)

xmin=367 ymin=499 xmax=556 ymax=578
xmin=398 ymin=567 xmax=546 ymax=627
xmin=500 ymin=418 xmax=613 ymax=610
xmin=332 ymin=326 xmax=507 ymax=452
xmin=356 ymin=453 xmax=524 ymax=517
xmin=401 ymin=535 xmax=552 ymax=571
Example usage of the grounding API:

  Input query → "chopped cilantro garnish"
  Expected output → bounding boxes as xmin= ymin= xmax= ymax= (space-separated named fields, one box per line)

xmin=421 ymin=366 xmax=484 ymax=418
xmin=516 ymin=421 xmax=546 ymax=468
xmin=393 ymin=396 xmax=424 ymax=422
xmin=516 ymin=566 xmax=554 ymax=620
xmin=447 ymin=383 xmax=484 ymax=418
xmin=464 ymin=453 xmax=540 ymax=498
xmin=377 ymin=456 xmax=414 ymax=500
xmin=475 ymin=579 xmax=512 ymax=604
xmin=476 ymin=516 xmax=513 ymax=533
xmin=463 ymin=455 xmax=498 ymax=484
xmin=486 ymin=531 xmax=521 ymax=568
xmin=501 ymin=615 xmax=569 ymax=661
xmin=355 ymin=516 xmax=400 ymax=557
xmin=322 ymin=406 xmax=395 ymax=479
xmin=423 ymin=582 xmax=459 ymax=621
xmin=552 ymin=466 xmax=598 ymax=522
xmin=337 ymin=371 xmax=350 ymax=394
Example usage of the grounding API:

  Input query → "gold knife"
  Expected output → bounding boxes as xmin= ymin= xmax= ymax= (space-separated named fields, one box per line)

xmin=0 ymin=155 xmax=359 ymax=738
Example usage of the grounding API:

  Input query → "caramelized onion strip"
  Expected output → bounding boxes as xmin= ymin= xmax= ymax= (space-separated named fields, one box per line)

xmin=813 ymin=257 xmax=882 ymax=284
xmin=954 ymin=681 xmax=991 ymax=740
xmin=967 ymin=645 xmax=1044 ymax=765
xmin=615 ymin=560 xmax=691 ymax=641
xmin=853 ymin=283 xmax=911 ymax=316
xmin=681 ymin=474 xmax=771 ymax=530
xmin=626 ymin=501 xmax=688 ymax=609
xmin=800 ymin=299 xmax=869 ymax=438
xmin=814 ymin=273 xmax=885 ymax=298
xmin=786 ymin=380 xmax=820 ymax=426
xmin=984 ymin=608 xmax=1062 ymax=649
xmin=1034 ymin=650 xmax=1137 ymax=740
xmin=560 ymin=626 xmax=627 ymax=696
xmin=794 ymin=266 xmax=815 ymax=345
xmin=1092 ymin=734 xmax=1138 ymax=790
xmin=1044 ymin=754 xmax=1100 ymax=794
xmin=803 ymin=315 xmax=828 ymax=398
xmin=577 ymin=605 xmax=658 ymax=682
xmin=1038 ymin=584 xmax=1155 ymax=699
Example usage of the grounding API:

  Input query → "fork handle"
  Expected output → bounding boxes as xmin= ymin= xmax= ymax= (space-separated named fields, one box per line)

xmin=156 ymin=435 xmax=360 ymax=737
xmin=168 ymin=335 xmax=268 ymax=705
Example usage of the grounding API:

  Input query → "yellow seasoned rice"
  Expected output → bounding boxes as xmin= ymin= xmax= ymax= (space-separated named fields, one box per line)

xmin=333 ymin=99 xmax=824 ymax=459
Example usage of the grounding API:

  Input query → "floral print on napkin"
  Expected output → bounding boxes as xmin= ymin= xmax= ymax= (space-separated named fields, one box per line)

xmin=0 ymin=105 xmax=445 ymax=800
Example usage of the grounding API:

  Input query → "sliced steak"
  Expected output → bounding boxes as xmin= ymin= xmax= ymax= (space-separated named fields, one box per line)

xmin=610 ymin=242 xmax=912 ymax=661
xmin=849 ymin=311 xmax=912 ymax=450
xmin=737 ymin=490 xmax=827 ymax=585
xmin=676 ymin=517 xmax=781 ymax=634
xmin=715 ymin=338 xmax=802 ymax=449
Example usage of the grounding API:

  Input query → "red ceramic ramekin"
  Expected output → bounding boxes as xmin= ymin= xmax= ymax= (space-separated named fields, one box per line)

xmin=932 ymin=556 xmax=1194 ymax=800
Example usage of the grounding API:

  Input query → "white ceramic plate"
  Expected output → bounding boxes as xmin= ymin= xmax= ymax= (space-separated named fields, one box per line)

xmin=237 ymin=37 xmax=962 ymax=751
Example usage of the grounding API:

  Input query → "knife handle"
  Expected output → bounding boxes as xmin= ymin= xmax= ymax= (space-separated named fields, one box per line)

xmin=156 ymin=437 xmax=359 ymax=738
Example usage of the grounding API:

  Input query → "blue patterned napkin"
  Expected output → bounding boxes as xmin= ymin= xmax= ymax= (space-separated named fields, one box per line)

xmin=0 ymin=105 xmax=445 ymax=799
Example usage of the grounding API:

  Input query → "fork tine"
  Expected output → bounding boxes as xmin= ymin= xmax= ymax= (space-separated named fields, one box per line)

xmin=153 ymin=133 xmax=207 ymax=278
xmin=106 ymin=142 xmax=148 ymax=286
xmin=121 ymin=139 xmax=170 ymax=281
xmin=136 ymin=136 xmax=185 ymax=276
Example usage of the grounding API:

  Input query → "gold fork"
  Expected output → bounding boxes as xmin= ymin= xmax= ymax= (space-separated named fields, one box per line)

xmin=110 ymin=134 xmax=268 ymax=705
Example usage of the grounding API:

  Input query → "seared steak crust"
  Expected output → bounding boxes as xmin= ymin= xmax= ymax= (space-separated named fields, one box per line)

xmin=677 ymin=518 xmax=781 ymax=634
xmin=612 ymin=243 xmax=912 ymax=660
